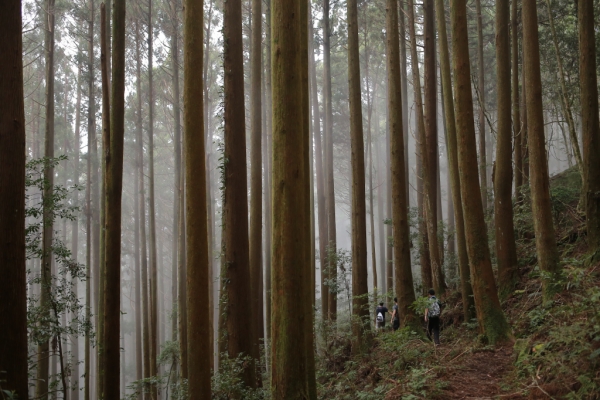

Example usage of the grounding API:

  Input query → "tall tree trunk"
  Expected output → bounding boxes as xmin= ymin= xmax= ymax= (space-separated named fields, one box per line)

xmin=522 ymin=0 xmax=560 ymax=302
xmin=264 ymin=0 xmax=273 ymax=344
xmin=183 ymin=0 xmax=211 ymax=393
xmin=323 ymin=0 xmax=337 ymax=321
xmin=521 ymin=63 xmax=529 ymax=186
xmin=546 ymin=0 xmax=583 ymax=177
xmin=70 ymin=62 xmax=83 ymax=400
xmin=85 ymin=2 xmax=96 ymax=397
xmin=512 ymin=0 xmax=522 ymax=197
xmin=146 ymin=1 xmax=159 ymax=395
xmin=494 ymin=0 xmax=519 ymax=298
xmin=271 ymin=0 xmax=314 ymax=396
xmin=202 ymin=0 xmax=215 ymax=371
xmin=435 ymin=0 xmax=474 ymax=320
xmin=475 ymin=0 xmax=487 ymax=211
xmin=178 ymin=160 xmax=187 ymax=378
xmin=102 ymin=0 xmax=126 ymax=395
xmin=387 ymin=0 xmax=418 ymax=331
xmin=37 ymin=0 xmax=56 ymax=396
xmin=0 ymin=0 xmax=27 ymax=396
xmin=423 ymin=0 xmax=445 ymax=294
xmin=309 ymin=12 xmax=329 ymax=322
xmin=399 ymin=0 xmax=409 ymax=209
xmin=450 ymin=0 xmax=511 ymax=344
xmin=386 ymin=116 xmax=394 ymax=299
xmin=133 ymin=135 xmax=142 ymax=399
xmin=578 ymin=0 xmax=600 ymax=258
xmin=408 ymin=0 xmax=436 ymax=293
xmin=220 ymin=0 xmax=255 ymax=386
xmin=134 ymin=18 xmax=151 ymax=394
xmin=249 ymin=0 xmax=264 ymax=376
xmin=347 ymin=0 xmax=370 ymax=352
xmin=170 ymin=0 xmax=181 ymax=342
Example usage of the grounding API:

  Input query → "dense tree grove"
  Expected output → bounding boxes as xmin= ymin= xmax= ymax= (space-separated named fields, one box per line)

xmin=2 ymin=0 xmax=600 ymax=398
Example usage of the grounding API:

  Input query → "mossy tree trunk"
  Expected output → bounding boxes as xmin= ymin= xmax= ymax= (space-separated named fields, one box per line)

xmin=450 ymin=0 xmax=512 ymax=345
xmin=435 ymin=0 xmax=474 ymax=320
xmin=347 ymin=0 xmax=370 ymax=352
xmin=183 ymin=0 xmax=211 ymax=393
xmin=0 ymin=0 xmax=27 ymax=396
xmin=522 ymin=0 xmax=560 ymax=301
xmin=270 ymin=0 xmax=315 ymax=396
xmin=494 ymin=0 xmax=519 ymax=298
xmin=387 ymin=0 xmax=418 ymax=331
xmin=220 ymin=0 xmax=255 ymax=386
xmin=578 ymin=0 xmax=600 ymax=258
xmin=102 ymin=0 xmax=126 ymax=395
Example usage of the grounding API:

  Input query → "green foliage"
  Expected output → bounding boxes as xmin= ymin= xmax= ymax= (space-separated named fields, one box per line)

xmin=25 ymin=156 xmax=89 ymax=393
xmin=212 ymin=353 xmax=269 ymax=400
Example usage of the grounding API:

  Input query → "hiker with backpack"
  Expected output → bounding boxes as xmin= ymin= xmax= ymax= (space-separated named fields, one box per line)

xmin=424 ymin=289 xmax=442 ymax=345
xmin=375 ymin=302 xmax=389 ymax=330
xmin=390 ymin=297 xmax=400 ymax=331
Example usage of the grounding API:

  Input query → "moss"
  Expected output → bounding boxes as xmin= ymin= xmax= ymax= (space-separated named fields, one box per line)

xmin=481 ymin=298 xmax=513 ymax=345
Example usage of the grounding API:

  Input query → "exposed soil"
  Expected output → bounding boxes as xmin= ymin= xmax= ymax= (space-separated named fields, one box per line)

xmin=435 ymin=345 xmax=526 ymax=400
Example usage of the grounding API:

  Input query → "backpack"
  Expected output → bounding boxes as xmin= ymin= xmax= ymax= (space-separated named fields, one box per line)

xmin=376 ymin=312 xmax=384 ymax=322
xmin=429 ymin=297 xmax=441 ymax=318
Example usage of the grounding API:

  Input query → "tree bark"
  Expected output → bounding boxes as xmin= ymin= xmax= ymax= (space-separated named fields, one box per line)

xmin=450 ymin=0 xmax=511 ymax=344
xmin=270 ymin=0 xmax=314 ymax=396
xmin=170 ymin=0 xmax=181 ymax=342
xmin=323 ymin=0 xmax=337 ymax=321
xmin=408 ymin=0 xmax=436 ymax=293
xmin=249 ymin=0 xmax=264 ymax=376
xmin=134 ymin=19 xmax=151 ymax=394
xmin=220 ymin=0 xmax=255 ymax=386
xmin=521 ymin=62 xmax=529 ymax=186
xmin=423 ymin=0 xmax=445 ymax=294
xmin=387 ymin=0 xmax=418 ymax=331
xmin=522 ymin=0 xmax=560 ymax=301
xmin=399 ymin=0 xmax=409 ymax=209
xmin=146 ymin=1 xmax=159 ymax=395
xmin=183 ymin=0 xmax=211 ymax=393
xmin=0 ymin=0 xmax=27 ymax=396
xmin=512 ymin=0 xmax=522 ymax=197
xmin=264 ymin=0 xmax=273 ymax=344
xmin=347 ymin=0 xmax=370 ymax=352
xmin=435 ymin=0 xmax=474 ymax=320
xmin=37 ymin=0 xmax=55 ymax=396
xmin=494 ymin=0 xmax=519 ymax=298
xmin=85 ymin=2 xmax=96 ymax=397
xmin=578 ymin=0 xmax=600 ymax=257
xmin=70 ymin=60 xmax=83 ymax=400
xmin=102 ymin=0 xmax=126 ymax=395
xmin=475 ymin=0 xmax=487 ymax=211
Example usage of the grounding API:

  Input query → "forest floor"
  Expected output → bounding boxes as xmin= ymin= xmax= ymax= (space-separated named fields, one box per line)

xmin=316 ymin=167 xmax=600 ymax=399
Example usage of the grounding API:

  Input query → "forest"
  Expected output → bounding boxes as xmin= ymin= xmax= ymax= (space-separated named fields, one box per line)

xmin=1 ymin=0 xmax=600 ymax=398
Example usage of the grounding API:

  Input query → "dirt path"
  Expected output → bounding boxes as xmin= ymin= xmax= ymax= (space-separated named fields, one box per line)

xmin=437 ymin=345 xmax=526 ymax=399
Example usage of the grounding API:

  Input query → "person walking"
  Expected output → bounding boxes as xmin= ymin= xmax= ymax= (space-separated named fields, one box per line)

xmin=390 ymin=297 xmax=400 ymax=331
xmin=375 ymin=302 xmax=389 ymax=330
xmin=424 ymin=289 xmax=441 ymax=345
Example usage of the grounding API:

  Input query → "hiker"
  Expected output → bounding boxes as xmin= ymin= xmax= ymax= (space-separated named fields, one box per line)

xmin=424 ymin=289 xmax=442 ymax=345
xmin=375 ymin=302 xmax=389 ymax=330
xmin=390 ymin=297 xmax=400 ymax=331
